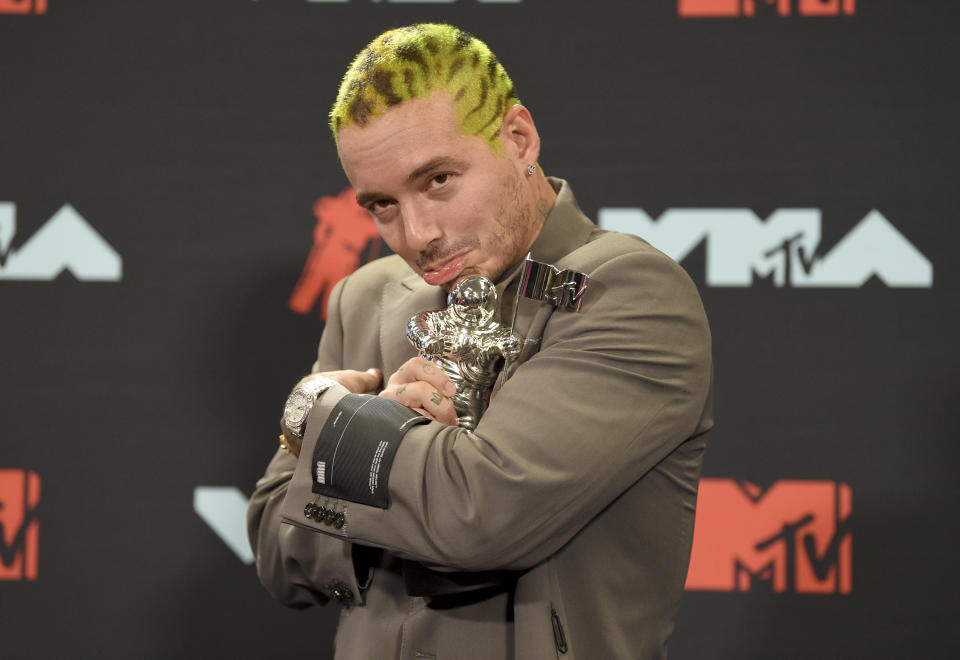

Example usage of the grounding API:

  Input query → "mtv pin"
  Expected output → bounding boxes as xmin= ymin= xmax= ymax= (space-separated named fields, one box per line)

xmin=518 ymin=257 xmax=589 ymax=312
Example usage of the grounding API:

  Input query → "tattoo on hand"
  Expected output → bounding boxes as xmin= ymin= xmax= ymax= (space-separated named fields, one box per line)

xmin=430 ymin=390 xmax=443 ymax=406
xmin=397 ymin=385 xmax=407 ymax=396
xmin=422 ymin=363 xmax=436 ymax=375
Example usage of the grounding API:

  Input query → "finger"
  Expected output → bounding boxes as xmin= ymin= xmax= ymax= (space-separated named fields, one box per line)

xmin=423 ymin=387 xmax=458 ymax=426
xmin=380 ymin=381 xmax=459 ymax=426
xmin=356 ymin=368 xmax=382 ymax=392
xmin=415 ymin=359 xmax=458 ymax=397
xmin=413 ymin=407 xmax=435 ymax=421
xmin=389 ymin=358 xmax=457 ymax=397
xmin=386 ymin=381 xmax=458 ymax=426
xmin=324 ymin=368 xmax=382 ymax=394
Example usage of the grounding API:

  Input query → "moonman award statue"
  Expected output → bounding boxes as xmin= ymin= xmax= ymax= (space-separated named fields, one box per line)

xmin=406 ymin=275 xmax=523 ymax=430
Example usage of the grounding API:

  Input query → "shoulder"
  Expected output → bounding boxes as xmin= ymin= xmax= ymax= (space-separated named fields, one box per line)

xmin=540 ymin=226 xmax=711 ymax=362
xmin=538 ymin=226 xmax=712 ymax=380
xmin=564 ymin=227 xmax=699 ymax=300
xmin=335 ymin=254 xmax=413 ymax=301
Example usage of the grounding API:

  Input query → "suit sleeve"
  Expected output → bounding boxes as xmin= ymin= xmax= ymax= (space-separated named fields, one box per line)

xmin=246 ymin=276 xmax=368 ymax=607
xmin=278 ymin=247 xmax=713 ymax=572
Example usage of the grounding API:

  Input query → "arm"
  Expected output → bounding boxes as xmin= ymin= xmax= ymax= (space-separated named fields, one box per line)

xmin=247 ymin=277 xmax=372 ymax=607
xmin=279 ymin=247 xmax=713 ymax=571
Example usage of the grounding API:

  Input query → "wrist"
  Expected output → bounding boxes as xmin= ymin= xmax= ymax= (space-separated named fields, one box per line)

xmin=282 ymin=374 xmax=338 ymax=439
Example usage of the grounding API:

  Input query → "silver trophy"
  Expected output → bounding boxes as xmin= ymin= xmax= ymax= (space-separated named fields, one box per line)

xmin=406 ymin=276 xmax=522 ymax=430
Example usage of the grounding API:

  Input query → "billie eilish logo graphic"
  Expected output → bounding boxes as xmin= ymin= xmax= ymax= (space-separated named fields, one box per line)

xmin=685 ymin=479 xmax=852 ymax=594
xmin=289 ymin=188 xmax=383 ymax=320
xmin=679 ymin=0 xmax=855 ymax=16
xmin=0 ymin=470 xmax=41 ymax=581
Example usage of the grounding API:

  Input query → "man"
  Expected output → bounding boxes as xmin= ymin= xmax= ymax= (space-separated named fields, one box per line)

xmin=248 ymin=23 xmax=713 ymax=660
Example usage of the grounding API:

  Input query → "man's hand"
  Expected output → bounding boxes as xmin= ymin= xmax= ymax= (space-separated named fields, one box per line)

xmin=280 ymin=368 xmax=383 ymax=457
xmin=320 ymin=368 xmax=383 ymax=394
xmin=379 ymin=357 xmax=459 ymax=426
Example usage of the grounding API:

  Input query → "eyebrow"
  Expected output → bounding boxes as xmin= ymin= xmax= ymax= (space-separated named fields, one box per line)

xmin=355 ymin=156 xmax=469 ymax=208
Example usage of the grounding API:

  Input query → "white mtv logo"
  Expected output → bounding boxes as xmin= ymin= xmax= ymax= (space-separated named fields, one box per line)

xmin=0 ymin=202 xmax=122 ymax=281
xmin=598 ymin=208 xmax=932 ymax=288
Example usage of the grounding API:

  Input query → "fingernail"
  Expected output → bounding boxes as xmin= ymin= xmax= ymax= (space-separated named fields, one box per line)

xmin=367 ymin=368 xmax=381 ymax=376
xmin=444 ymin=382 xmax=457 ymax=396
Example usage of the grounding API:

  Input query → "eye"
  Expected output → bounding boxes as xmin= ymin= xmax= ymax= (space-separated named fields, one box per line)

xmin=428 ymin=172 xmax=452 ymax=189
xmin=368 ymin=199 xmax=393 ymax=213
xmin=366 ymin=198 xmax=397 ymax=220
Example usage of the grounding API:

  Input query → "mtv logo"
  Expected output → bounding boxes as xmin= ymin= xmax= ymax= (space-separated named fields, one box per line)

xmin=0 ymin=469 xmax=41 ymax=581
xmin=678 ymin=0 xmax=855 ymax=17
xmin=598 ymin=207 xmax=932 ymax=288
xmin=685 ymin=479 xmax=852 ymax=594
xmin=0 ymin=0 xmax=47 ymax=14
xmin=0 ymin=203 xmax=122 ymax=281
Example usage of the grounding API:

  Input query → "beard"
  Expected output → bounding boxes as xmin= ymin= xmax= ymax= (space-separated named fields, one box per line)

xmin=417 ymin=167 xmax=538 ymax=292
xmin=487 ymin=167 xmax=536 ymax=277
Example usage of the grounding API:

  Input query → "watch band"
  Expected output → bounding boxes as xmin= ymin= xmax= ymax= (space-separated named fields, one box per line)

xmin=283 ymin=375 xmax=338 ymax=439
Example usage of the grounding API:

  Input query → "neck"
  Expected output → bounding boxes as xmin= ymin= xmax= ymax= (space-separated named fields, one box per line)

xmin=522 ymin=171 xmax=558 ymax=250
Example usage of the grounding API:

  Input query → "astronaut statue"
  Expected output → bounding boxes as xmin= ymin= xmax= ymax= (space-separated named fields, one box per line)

xmin=406 ymin=275 xmax=522 ymax=430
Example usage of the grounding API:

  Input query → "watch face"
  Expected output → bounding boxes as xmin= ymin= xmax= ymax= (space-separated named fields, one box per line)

xmin=284 ymin=389 xmax=310 ymax=428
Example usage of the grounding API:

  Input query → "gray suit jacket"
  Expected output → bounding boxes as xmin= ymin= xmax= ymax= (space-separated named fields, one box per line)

xmin=248 ymin=179 xmax=713 ymax=660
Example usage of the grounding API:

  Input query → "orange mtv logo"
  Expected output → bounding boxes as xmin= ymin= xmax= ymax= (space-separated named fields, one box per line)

xmin=0 ymin=0 xmax=47 ymax=14
xmin=686 ymin=479 xmax=852 ymax=594
xmin=679 ymin=0 xmax=855 ymax=17
xmin=288 ymin=188 xmax=383 ymax=320
xmin=0 ymin=469 xmax=40 ymax=581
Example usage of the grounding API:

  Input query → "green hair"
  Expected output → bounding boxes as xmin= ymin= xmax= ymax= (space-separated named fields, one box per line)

xmin=330 ymin=23 xmax=520 ymax=149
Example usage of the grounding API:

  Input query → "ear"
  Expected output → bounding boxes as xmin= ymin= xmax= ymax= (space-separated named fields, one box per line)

xmin=499 ymin=104 xmax=540 ymax=167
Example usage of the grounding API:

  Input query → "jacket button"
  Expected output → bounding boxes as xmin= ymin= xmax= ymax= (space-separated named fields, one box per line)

xmin=313 ymin=506 xmax=327 ymax=522
xmin=323 ymin=508 xmax=337 ymax=525
xmin=333 ymin=512 xmax=345 ymax=529
xmin=303 ymin=503 xmax=316 ymax=520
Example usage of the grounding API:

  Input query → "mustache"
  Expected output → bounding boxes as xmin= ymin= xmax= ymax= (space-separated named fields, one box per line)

xmin=416 ymin=239 xmax=480 ymax=270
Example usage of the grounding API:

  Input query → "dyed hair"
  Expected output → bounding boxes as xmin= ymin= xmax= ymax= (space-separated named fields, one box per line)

xmin=330 ymin=23 xmax=520 ymax=149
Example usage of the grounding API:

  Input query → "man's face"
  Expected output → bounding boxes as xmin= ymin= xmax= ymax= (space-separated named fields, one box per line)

xmin=338 ymin=91 xmax=538 ymax=291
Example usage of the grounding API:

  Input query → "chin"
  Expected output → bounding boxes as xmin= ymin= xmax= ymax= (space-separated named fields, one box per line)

xmin=441 ymin=276 xmax=467 ymax=293
xmin=442 ymin=266 xmax=491 ymax=292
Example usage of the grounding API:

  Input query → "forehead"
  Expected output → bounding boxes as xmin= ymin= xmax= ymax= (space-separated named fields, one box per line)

xmin=337 ymin=92 xmax=486 ymax=183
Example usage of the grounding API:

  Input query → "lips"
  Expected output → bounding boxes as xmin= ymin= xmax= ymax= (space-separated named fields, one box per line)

xmin=421 ymin=253 xmax=468 ymax=286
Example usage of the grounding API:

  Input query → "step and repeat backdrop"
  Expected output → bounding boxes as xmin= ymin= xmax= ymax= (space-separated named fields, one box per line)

xmin=1 ymin=1 xmax=957 ymax=658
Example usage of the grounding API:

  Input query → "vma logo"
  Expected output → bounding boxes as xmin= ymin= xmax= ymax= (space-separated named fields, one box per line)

xmin=599 ymin=207 xmax=932 ymax=288
xmin=686 ymin=479 xmax=852 ymax=594
xmin=0 ymin=203 xmax=122 ymax=281
xmin=0 ymin=0 xmax=47 ymax=14
xmin=289 ymin=188 xmax=383 ymax=320
xmin=679 ymin=0 xmax=854 ymax=17
xmin=0 ymin=469 xmax=41 ymax=581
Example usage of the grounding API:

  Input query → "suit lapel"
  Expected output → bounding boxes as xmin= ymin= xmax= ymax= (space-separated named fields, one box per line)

xmin=379 ymin=272 xmax=447 ymax=378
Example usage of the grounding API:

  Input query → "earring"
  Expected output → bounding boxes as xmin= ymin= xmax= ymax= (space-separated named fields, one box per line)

xmin=527 ymin=164 xmax=536 ymax=176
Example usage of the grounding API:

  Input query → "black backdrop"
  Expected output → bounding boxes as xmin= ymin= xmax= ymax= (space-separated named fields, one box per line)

xmin=1 ymin=1 xmax=958 ymax=658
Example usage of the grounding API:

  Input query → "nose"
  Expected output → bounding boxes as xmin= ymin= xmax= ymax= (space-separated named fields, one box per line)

xmin=402 ymin=202 xmax=442 ymax=251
